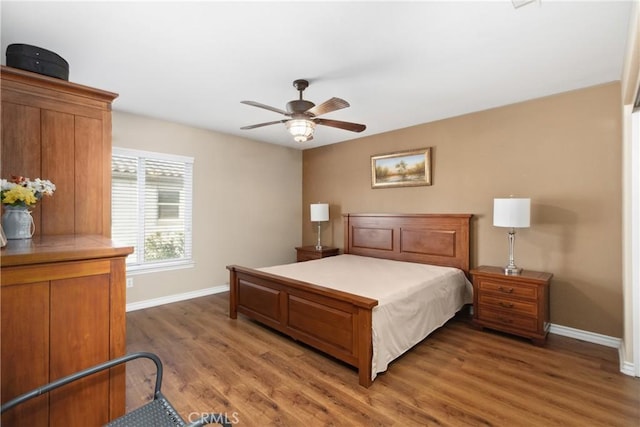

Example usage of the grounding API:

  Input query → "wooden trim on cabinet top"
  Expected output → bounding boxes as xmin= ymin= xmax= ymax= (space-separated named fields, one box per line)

xmin=1 ymin=65 xmax=118 ymax=108
xmin=0 ymin=234 xmax=133 ymax=267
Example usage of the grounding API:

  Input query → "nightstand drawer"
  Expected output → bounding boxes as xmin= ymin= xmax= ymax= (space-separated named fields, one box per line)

xmin=295 ymin=246 xmax=339 ymax=262
xmin=478 ymin=295 xmax=537 ymax=316
xmin=477 ymin=279 xmax=538 ymax=300
xmin=477 ymin=307 xmax=538 ymax=332
xmin=297 ymin=252 xmax=320 ymax=262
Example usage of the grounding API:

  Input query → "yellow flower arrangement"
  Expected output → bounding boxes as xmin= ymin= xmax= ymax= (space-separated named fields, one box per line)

xmin=1 ymin=176 xmax=56 ymax=208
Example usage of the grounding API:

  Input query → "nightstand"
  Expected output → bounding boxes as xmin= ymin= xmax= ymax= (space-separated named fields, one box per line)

xmin=470 ymin=265 xmax=552 ymax=345
xmin=295 ymin=246 xmax=339 ymax=262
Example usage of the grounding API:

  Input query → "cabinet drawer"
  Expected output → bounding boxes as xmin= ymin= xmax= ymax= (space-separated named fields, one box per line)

xmin=477 ymin=279 xmax=538 ymax=300
xmin=477 ymin=307 xmax=538 ymax=332
xmin=478 ymin=295 xmax=537 ymax=316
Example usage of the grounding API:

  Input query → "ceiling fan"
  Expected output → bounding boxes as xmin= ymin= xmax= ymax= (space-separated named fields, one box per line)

xmin=240 ymin=79 xmax=366 ymax=143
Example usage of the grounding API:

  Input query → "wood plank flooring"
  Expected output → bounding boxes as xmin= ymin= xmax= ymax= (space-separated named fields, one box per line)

xmin=125 ymin=293 xmax=640 ymax=426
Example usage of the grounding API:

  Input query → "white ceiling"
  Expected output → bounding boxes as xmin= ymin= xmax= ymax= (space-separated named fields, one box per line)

xmin=0 ymin=1 xmax=633 ymax=149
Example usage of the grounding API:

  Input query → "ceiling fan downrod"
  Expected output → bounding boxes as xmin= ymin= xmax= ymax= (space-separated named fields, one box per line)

xmin=293 ymin=79 xmax=309 ymax=100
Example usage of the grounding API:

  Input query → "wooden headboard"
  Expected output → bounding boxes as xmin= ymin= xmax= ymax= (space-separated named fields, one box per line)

xmin=343 ymin=213 xmax=472 ymax=274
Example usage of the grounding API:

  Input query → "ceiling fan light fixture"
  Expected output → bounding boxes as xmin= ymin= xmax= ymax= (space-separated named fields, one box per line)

xmin=286 ymin=118 xmax=315 ymax=142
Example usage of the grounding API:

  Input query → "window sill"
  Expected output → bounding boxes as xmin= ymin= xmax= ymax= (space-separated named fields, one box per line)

xmin=126 ymin=260 xmax=195 ymax=275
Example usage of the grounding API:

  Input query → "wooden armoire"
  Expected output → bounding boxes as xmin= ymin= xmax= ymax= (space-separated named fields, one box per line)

xmin=0 ymin=65 xmax=133 ymax=426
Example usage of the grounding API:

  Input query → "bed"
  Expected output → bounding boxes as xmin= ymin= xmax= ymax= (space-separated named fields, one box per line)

xmin=227 ymin=213 xmax=472 ymax=387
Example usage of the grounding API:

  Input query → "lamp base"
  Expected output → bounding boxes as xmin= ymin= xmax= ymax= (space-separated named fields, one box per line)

xmin=315 ymin=222 xmax=323 ymax=251
xmin=504 ymin=265 xmax=522 ymax=275
xmin=504 ymin=229 xmax=522 ymax=275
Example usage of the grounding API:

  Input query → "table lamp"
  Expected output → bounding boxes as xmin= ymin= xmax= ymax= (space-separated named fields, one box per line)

xmin=310 ymin=203 xmax=329 ymax=250
xmin=493 ymin=197 xmax=530 ymax=275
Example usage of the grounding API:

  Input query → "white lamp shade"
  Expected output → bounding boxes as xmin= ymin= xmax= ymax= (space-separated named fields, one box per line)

xmin=310 ymin=203 xmax=329 ymax=222
xmin=493 ymin=198 xmax=530 ymax=228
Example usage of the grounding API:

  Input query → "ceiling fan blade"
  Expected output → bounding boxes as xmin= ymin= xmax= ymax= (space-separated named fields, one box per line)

xmin=305 ymin=97 xmax=350 ymax=117
xmin=315 ymin=118 xmax=366 ymax=133
xmin=241 ymin=100 xmax=289 ymax=116
xmin=240 ymin=119 xmax=287 ymax=130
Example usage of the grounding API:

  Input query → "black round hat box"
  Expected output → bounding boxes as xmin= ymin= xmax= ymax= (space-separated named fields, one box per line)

xmin=6 ymin=44 xmax=69 ymax=80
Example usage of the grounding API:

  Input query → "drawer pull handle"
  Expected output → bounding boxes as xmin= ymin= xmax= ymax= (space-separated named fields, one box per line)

xmin=497 ymin=317 xmax=513 ymax=324
xmin=498 ymin=286 xmax=514 ymax=293
xmin=498 ymin=302 xmax=514 ymax=308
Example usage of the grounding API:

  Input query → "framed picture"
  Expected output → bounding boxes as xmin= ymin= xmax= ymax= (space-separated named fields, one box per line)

xmin=371 ymin=147 xmax=432 ymax=189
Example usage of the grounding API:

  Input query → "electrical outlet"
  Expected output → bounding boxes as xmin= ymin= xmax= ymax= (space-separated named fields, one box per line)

xmin=126 ymin=278 xmax=134 ymax=288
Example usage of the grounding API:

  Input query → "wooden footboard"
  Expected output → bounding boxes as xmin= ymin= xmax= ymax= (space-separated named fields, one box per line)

xmin=227 ymin=265 xmax=378 ymax=387
xmin=227 ymin=213 xmax=471 ymax=387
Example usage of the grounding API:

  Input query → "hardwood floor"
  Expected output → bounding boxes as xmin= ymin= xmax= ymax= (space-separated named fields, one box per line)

xmin=125 ymin=293 xmax=640 ymax=426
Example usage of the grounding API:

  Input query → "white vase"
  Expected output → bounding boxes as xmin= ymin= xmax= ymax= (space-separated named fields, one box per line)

xmin=2 ymin=206 xmax=35 ymax=239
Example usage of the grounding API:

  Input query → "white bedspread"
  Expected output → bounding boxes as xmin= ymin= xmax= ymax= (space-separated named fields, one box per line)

xmin=258 ymin=254 xmax=473 ymax=379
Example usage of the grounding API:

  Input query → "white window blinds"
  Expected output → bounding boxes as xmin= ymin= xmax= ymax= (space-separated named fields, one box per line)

xmin=112 ymin=148 xmax=193 ymax=271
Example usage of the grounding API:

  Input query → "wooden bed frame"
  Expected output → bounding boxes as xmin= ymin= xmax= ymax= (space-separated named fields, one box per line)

xmin=227 ymin=213 xmax=471 ymax=387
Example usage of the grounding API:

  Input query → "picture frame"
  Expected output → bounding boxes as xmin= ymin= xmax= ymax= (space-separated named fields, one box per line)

xmin=371 ymin=147 xmax=432 ymax=189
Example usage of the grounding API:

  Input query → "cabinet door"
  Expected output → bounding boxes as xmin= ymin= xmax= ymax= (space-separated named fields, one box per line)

xmin=49 ymin=273 xmax=111 ymax=427
xmin=1 ymin=102 xmax=43 ymax=235
xmin=0 ymin=281 xmax=50 ymax=427
xmin=1 ymin=102 xmax=41 ymax=177
xmin=41 ymin=109 xmax=75 ymax=235
xmin=74 ymin=116 xmax=104 ymax=235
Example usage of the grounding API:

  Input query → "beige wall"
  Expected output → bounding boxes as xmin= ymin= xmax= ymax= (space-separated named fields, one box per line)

xmin=113 ymin=111 xmax=302 ymax=304
xmin=303 ymin=83 xmax=623 ymax=337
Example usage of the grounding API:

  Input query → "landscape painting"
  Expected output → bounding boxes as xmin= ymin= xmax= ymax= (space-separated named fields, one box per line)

xmin=371 ymin=147 xmax=432 ymax=188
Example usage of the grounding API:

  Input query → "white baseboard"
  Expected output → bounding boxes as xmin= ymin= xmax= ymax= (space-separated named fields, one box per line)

xmin=620 ymin=360 xmax=636 ymax=376
xmin=549 ymin=323 xmax=637 ymax=377
xmin=618 ymin=341 xmax=638 ymax=377
xmin=549 ymin=323 xmax=621 ymax=348
xmin=126 ymin=284 xmax=229 ymax=312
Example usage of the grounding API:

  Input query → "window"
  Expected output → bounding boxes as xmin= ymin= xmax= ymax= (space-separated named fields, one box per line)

xmin=157 ymin=190 xmax=180 ymax=220
xmin=112 ymin=148 xmax=194 ymax=272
